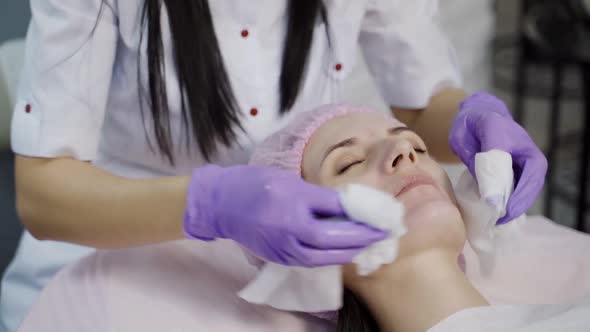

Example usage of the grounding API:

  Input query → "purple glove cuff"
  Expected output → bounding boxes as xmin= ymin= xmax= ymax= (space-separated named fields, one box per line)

xmin=460 ymin=92 xmax=512 ymax=119
xmin=183 ymin=164 xmax=225 ymax=241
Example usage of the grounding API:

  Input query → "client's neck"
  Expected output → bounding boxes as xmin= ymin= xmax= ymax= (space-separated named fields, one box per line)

xmin=360 ymin=249 xmax=488 ymax=332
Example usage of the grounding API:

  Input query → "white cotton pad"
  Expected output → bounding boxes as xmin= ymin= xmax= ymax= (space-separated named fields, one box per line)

xmin=339 ymin=184 xmax=407 ymax=276
xmin=238 ymin=184 xmax=406 ymax=312
xmin=454 ymin=150 xmax=526 ymax=276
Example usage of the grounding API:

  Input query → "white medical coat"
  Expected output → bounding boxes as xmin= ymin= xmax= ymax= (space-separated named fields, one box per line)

xmin=1 ymin=0 xmax=460 ymax=330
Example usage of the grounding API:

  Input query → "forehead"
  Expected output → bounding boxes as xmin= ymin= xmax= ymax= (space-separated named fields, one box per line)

xmin=309 ymin=112 xmax=401 ymax=149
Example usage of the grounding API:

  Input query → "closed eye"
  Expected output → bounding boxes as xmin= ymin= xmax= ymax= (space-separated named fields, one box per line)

xmin=414 ymin=148 xmax=427 ymax=154
xmin=337 ymin=160 xmax=364 ymax=175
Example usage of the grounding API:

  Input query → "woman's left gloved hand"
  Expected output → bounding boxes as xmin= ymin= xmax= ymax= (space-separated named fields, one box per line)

xmin=449 ymin=92 xmax=548 ymax=224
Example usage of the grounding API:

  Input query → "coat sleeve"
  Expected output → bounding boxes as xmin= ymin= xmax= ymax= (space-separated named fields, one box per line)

xmin=11 ymin=0 xmax=118 ymax=160
xmin=359 ymin=0 xmax=462 ymax=109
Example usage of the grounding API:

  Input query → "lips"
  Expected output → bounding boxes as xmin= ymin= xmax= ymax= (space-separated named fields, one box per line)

xmin=391 ymin=174 xmax=439 ymax=198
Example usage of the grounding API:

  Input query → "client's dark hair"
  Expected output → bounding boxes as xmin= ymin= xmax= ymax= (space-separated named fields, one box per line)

xmin=337 ymin=289 xmax=380 ymax=332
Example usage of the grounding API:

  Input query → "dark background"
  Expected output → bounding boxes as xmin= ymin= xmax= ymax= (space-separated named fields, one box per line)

xmin=0 ymin=0 xmax=30 ymax=280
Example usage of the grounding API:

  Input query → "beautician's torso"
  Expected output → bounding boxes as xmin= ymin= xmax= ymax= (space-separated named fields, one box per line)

xmin=2 ymin=0 xmax=460 ymax=330
xmin=82 ymin=0 xmax=359 ymax=177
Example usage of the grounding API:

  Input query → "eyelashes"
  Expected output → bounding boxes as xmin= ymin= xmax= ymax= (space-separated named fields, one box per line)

xmin=337 ymin=160 xmax=364 ymax=175
xmin=336 ymin=147 xmax=427 ymax=175
xmin=415 ymin=148 xmax=427 ymax=154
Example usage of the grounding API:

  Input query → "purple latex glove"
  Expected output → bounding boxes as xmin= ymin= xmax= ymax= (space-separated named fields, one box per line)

xmin=183 ymin=165 xmax=387 ymax=267
xmin=449 ymin=92 xmax=548 ymax=224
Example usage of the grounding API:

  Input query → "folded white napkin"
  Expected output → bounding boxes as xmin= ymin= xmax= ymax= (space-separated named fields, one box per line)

xmin=238 ymin=184 xmax=406 ymax=312
xmin=454 ymin=150 xmax=526 ymax=276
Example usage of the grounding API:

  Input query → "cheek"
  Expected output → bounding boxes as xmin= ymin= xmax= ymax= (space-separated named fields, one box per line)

xmin=438 ymin=172 xmax=457 ymax=203
xmin=422 ymin=162 xmax=457 ymax=203
xmin=320 ymin=171 xmax=381 ymax=190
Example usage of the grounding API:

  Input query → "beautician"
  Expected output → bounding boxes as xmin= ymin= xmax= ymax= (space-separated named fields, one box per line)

xmin=0 ymin=0 xmax=547 ymax=330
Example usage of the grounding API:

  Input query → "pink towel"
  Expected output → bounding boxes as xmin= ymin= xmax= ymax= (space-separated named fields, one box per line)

xmin=18 ymin=216 xmax=590 ymax=331
xmin=465 ymin=215 xmax=590 ymax=305
xmin=17 ymin=239 xmax=333 ymax=332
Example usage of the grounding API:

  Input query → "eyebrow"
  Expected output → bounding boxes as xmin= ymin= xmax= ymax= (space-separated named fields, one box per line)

xmin=387 ymin=126 xmax=413 ymax=135
xmin=321 ymin=126 xmax=413 ymax=164
xmin=322 ymin=138 xmax=358 ymax=163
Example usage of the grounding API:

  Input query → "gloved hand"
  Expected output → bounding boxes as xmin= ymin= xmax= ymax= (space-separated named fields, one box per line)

xmin=183 ymin=164 xmax=387 ymax=267
xmin=449 ymin=92 xmax=548 ymax=224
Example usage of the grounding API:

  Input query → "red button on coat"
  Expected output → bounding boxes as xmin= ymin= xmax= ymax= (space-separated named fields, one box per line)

xmin=25 ymin=104 xmax=31 ymax=113
xmin=335 ymin=63 xmax=343 ymax=71
xmin=250 ymin=108 xmax=258 ymax=116
xmin=241 ymin=29 xmax=249 ymax=38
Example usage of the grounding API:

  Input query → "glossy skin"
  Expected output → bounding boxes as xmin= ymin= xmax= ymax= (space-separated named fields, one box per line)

xmin=301 ymin=111 xmax=466 ymax=288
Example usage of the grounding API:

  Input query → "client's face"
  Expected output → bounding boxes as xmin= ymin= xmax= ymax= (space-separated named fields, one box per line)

xmin=302 ymin=112 xmax=465 ymax=258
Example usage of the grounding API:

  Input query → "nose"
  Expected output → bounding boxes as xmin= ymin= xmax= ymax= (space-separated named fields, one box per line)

xmin=383 ymin=140 xmax=417 ymax=173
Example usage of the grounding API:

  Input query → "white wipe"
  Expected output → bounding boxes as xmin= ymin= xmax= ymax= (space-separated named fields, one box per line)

xmin=238 ymin=184 xmax=406 ymax=312
xmin=340 ymin=184 xmax=407 ymax=276
xmin=454 ymin=150 xmax=526 ymax=276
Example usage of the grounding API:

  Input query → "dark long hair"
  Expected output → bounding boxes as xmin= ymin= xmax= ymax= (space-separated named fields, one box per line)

xmin=337 ymin=289 xmax=380 ymax=332
xmin=140 ymin=0 xmax=327 ymax=163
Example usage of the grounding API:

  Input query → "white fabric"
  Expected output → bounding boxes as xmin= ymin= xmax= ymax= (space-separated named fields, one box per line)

xmin=455 ymin=150 xmax=525 ymax=276
xmin=10 ymin=0 xmax=460 ymax=166
xmin=428 ymin=292 xmax=590 ymax=332
xmin=3 ymin=1 xmax=460 ymax=330
xmin=339 ymin=0 xmax=495 ymax=115
xmin=437 ymin=0 xmax=494 ymax=92
xmin=16 ymin=216 xmax=590 ymax=331
xmin=238 ymin=184 xmax=406 ymax=312
xmin=0 ymin=233 xmax=94 ymax=332
xmin=463 ymin=215 xmax=590 ymax=306
xmin=342 ymin=185 xmax=406 ymax=276
xmin=0 ymin=40 xmax=25 ymax=107
xmin=17 ymin=240 xmax=334 ymax=332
